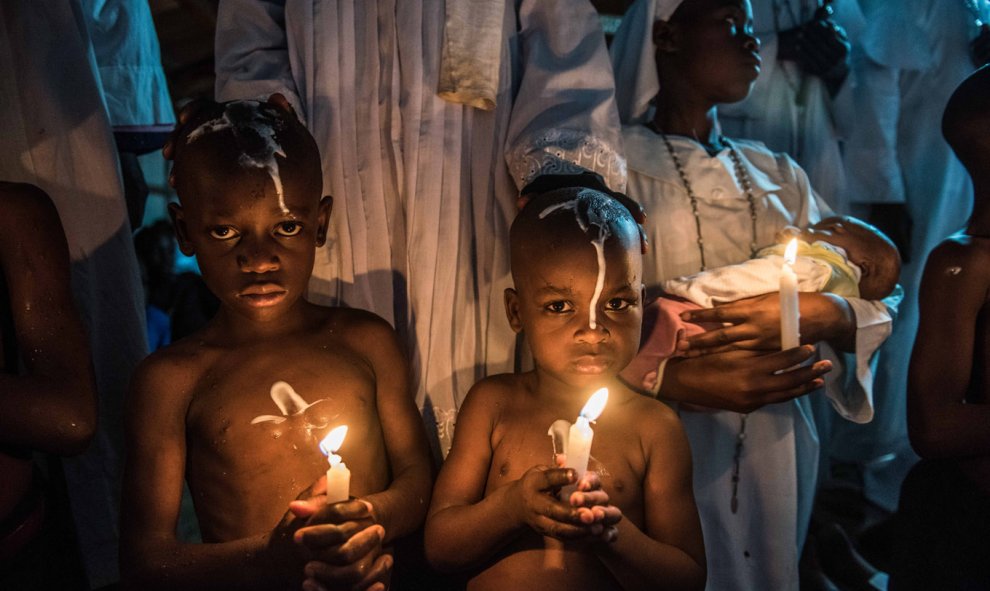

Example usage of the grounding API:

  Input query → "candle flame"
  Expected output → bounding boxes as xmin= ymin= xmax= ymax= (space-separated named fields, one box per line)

xmin=579 ymin=387 xmax=609 ymax=421
xmin=784 ymin=238 xmax=798 ymax=265
xmin=319 ymin=425 xmax=348 ymax=457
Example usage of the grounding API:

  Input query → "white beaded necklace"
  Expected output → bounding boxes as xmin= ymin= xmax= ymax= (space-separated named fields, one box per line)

xmin=648 ymin=124 xmax=760 ymax=272
xmin=648 ymin=122 xmax=758 ymax=514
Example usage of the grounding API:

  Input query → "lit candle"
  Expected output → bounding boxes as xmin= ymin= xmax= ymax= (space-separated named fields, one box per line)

xmin=561 ymin=387 xmax=608 ymax=497
xmin=780 ymin=238 xmax=801 ymax=351
xmin=318 ymin=425 xmax=350 ymax=504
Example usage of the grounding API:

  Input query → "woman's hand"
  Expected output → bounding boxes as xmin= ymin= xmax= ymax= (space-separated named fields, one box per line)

xmin=661 ymin=346 xmax=831 ymax=413
xmin=677 ymin=292 xmax=855 ymax=355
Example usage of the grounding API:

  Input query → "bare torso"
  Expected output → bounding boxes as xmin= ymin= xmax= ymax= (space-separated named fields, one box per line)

xmin=468 ymin=377 xmax=649 ymax=591
xmin=960 ymin=236 xmax=990 ymax=493
xmin=0 ymin=274 xmax=32 ymax=519
xmin=172 ymin=308 xmax=391 ymax=542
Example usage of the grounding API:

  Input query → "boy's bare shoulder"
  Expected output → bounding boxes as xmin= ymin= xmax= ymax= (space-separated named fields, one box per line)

xmin=129 ymin=334 xmax=216 ymax=404
xmin=926 ymin=234 xmax=990 ymax=282
xmin=458 ymin=373 xmax=529 ymax=417
xmin=613 ymin=387 xmax=684 ymax=442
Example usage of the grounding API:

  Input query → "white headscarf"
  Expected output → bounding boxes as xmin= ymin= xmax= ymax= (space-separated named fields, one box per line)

xmin=610 ymin=0 xmax=686 ymax=124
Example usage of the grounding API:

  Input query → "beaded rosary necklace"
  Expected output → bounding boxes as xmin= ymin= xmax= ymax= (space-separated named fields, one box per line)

xmin=648 ymin=123 xmax=760 ymax=271
xmin=647 ymin=122 xmax=759 ymax=514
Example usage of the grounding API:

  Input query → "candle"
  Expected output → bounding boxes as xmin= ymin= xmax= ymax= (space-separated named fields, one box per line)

xmin=562 ymin=387 xmax=608 ymax=494
xmin=318 ymin=425 xmax=350 ymax=504
xmin=780 ymin=238 xmax=801 ymax=351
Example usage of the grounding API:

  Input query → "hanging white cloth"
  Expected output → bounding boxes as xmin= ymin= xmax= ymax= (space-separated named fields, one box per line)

xmin=215 ymin=0 xmax=625 ymax=455
xmin=0 ymin=1 xmax=148 ymax=586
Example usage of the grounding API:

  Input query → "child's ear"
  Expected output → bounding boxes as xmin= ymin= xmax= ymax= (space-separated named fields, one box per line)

xmin=504 ymin=287 xmax=523 ymax=334
xmin=168 ymin=202 xmax=195 ymax=256
xmin=652 ymin=19 xmax=677 ymax=53
xmin=316 ymin=195 xmax=333 ymax=246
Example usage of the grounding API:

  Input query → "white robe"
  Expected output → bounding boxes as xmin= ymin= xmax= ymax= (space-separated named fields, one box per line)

xmin=837 ymin=0 xmax=988 ymax=510
xmin=718 ymin=0 xmax=864 ymax=214
xmin=0 ymin=2 xmax=148 ymax=586
xmin=214 ymin=0 xmax=625 ymax=455
xmin=624 ymin=125 xmax=892 ymax=591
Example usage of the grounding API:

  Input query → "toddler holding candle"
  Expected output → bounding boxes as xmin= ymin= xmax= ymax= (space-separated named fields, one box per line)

xmin=621 ymin=215 xmax=901 ymax=395
xmin=424 ymin=187 xmax=706 ymax=590
xmin=119 ymin=98 xmax=433 ymax=591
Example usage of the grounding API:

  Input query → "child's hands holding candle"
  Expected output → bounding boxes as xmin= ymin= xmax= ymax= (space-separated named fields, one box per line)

xmin=509 ymin=464 xmax=621 ymax=543
xmin=289 ymin=489 xmax=390 ymax=591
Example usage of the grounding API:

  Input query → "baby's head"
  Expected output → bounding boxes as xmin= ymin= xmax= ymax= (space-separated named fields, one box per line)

xmin=943 ymin=65 xmax=990 ymax=184
xmin=168 ymin=99 xmax=330 ymax=321
xmin=506 ymin=188 xmax=643 ymax=387
xmin=801 ymin=216 xmax=900 ymax=300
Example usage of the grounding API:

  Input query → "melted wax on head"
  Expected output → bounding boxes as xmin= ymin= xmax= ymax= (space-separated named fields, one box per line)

xmin=187 ymin=100 xmax=290 ymax=214
xmin=539 ymin=190 xmax=629 ymax=329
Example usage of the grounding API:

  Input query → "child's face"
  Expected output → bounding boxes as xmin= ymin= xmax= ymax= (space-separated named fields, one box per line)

xmin=506 ymin=233 xmax=643 ymax=389
xmin=663 ymin=0 xmax=760 ymax=105
xmin=171 ymin=170 xmax=330 ymax=323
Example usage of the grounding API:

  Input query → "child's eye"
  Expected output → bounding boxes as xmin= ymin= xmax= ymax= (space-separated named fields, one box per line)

xmin=545 ymin=300 xmax=573 ymax=314
xmin=605 ymin=298 xmax=632 ymax=312
xmin=209 ymin=226 xmax=239 ymax=240
xmin=275 ymin=221 xmax=303 ymax=236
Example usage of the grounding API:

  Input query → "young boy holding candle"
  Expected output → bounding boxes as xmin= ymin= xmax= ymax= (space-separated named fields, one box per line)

xmin=119 ymin=98 xmax=433 ymax=591
xmin=424 ymin=187 xmax=707 ymax=590
xmin=622 ymin=215 xmax=901 ymax=395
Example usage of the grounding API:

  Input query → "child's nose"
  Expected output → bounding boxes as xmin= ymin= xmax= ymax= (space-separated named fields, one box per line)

xmin=575 ymin=321 xmax=609 ymax=343
xmin=236 ymin=240 xmax=280 ymax=273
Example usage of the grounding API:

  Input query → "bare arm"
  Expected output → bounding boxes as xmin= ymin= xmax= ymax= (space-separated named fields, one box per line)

xmin=595 ymin=404 xmax=706 ymax=590
xmin=0 ymin=182 xmax=97 ymax=455
xmin=119 ymin=356 xmax=307 ymax=591
xmin=356 ymin=318 xmax=434 ymax=542
xmin=908 ymin=239 xmax=990 ymax=458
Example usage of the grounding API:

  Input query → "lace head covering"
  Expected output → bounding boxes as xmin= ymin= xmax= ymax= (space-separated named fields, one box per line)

xmin=611 ymin=0 xmax=686 ymax=124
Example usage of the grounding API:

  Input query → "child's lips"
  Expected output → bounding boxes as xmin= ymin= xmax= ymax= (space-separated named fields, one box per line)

xmin=238 ymin=283 xmax=287 ymax=306
xmin=572 ymin=354 xmax=612 ymax=374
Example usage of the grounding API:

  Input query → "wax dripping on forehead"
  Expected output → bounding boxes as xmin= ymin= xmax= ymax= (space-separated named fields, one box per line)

xmin=187 ymin=101 xmax=291 ymax=214
xmin=539 ymin=190 xmax=628 ymax=329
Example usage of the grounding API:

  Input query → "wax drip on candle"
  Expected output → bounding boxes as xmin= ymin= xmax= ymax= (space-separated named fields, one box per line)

xmin=187 ymin=101 xmax=290 ymax=214
xmin=538 ymin=191 xmax=628 ymax=329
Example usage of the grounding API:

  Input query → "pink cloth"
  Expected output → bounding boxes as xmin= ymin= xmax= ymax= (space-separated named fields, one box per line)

xmin=620 ymin=297 xmax=716 ymax=393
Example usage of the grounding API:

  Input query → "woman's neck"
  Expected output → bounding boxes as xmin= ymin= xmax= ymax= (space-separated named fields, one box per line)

xmin=650 ymin=96 xmax=721 ymax=152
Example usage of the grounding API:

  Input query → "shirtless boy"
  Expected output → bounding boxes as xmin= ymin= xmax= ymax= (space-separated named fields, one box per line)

xmin=119 ymin=99 xmax=432 ymax=591
xmin=893 ymin=65 xmax=990 ymax=589
xmin=425 ymin=188 xmax=706 ymax=590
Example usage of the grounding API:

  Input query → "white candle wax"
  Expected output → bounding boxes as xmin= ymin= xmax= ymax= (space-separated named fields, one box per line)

xmin=325 ymin=457 xmax=351 ymax=504
xmin=780 ymin=239 xmax=801 ymax=351
xmin=319 ymin=425 xmax=350 ymax=504
xmin=564 ymin=417 xmax=593 ymax=479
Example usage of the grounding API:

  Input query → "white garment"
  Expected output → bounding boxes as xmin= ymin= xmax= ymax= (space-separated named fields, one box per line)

xmin=624 ymin=126 xmax=891 ymax=590
xmin=837 ymin=0 xmax=988 ymax=510
xmin=0 ymin=2 xmax=148 ymax=586
xmin=661 ymin=243 xmax=858 ymax=308
xmin=79 ymin=0 xmax=175 ymax=128
xmin=718 ymin=0 xmax=865 ymax=214
xmin=214 ymin=0 xmax=625 ymax=455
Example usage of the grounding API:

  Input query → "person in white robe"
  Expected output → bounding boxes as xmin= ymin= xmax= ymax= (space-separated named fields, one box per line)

xmin=835 ymin=0 xmax=990 ymax=512
xmin=214 ymin=0 xmax=626 ymax=457
xmin=611 ymin=1 xmax=896 ymax=588
xmin=0 ymin=2 xmax=148 ymax=587
xmin=717 ymin=0 xmax=864 ymax=214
